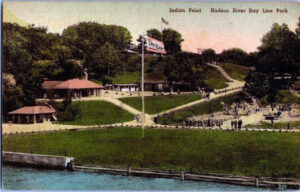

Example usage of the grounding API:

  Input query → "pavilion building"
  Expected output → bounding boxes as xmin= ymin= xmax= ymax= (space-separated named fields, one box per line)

xmin=8 ymin=106 xmax=56 ymax=124
xmin=42 ymin=79 xmax=104 ymax=99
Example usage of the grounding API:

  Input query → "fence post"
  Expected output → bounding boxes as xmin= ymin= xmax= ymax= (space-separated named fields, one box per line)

xmin=181 ymin=171 xmax=185 ymax=180
xmin=255 ymin=177 xmax=259 ymax=187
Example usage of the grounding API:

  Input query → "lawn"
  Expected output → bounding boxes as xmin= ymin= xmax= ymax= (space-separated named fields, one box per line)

xmin=120 ymin=94 xmax=203 ymax=114
xmin=57 ymin=101 xmax=134 ymax=125
xmin=245 ymin=121 xmax=300 ymax=129
xmin=203 ymin=65 xmax=229 ymax=89
xmin=112 ymin=71 xmax=167 ymax=84
xmin=112 ymin=71 xmax=140 ymax=84
xmin=157 ymin=93 xmax=241 ymax=125
xmin=219 ymin=63 xmax=249 ymax=81
xmin=2 ymin=128 xmax=300 ymax=178
xmin=276 ymin=90 xmax=300 ymax=104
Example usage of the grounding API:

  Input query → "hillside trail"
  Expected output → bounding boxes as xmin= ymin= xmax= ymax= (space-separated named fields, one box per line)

xmin=205 ymin=62 xmax=245 ymax=91
xmin=111 ymin=63 xmax=246 ymax=125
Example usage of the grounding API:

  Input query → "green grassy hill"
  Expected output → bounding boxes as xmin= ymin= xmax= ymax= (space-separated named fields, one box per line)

xmin=157 ymin=93 xmax=241 ymax=125
xmin=57 ymin=101 xmax=134 ymax=125
xmin=93 ymin=62 xmax=230 ymax=90
xmin=219 ymin=63 xmax=249 ymax=81
xmin=203 ymin=65 xmax=229 ymax=89
xmin=112 ymin=71 xmax=140 ymax=84
xmin=276 ymin=90 xmax=300 ymax=104
xmin=120 ymin=94 xmax=202 ymax=114
xmin=3 ymin=128 xmax=300 ymax=177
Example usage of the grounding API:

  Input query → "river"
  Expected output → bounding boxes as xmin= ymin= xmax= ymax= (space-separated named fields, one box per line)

xmin=2 ymin=165 xmax=273 ymax=191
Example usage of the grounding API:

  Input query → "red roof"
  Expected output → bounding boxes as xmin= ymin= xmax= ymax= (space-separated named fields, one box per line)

xmin=41 ymin=81 xmax=62 ymax=89
xmin=42 ymin=79 xmax=104 ymax=90
xmin=146 ymin=47 xmax=166 ymax=54
xmin=9 ymin=106 xmax=55 ymax=115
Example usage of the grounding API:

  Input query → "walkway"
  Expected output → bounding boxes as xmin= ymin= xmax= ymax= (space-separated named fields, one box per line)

xmin=206 ymin=62 xmax=245 ymax=92
xmin=153 ymin=88 xmax=242 ymax=117
xmin=10 ymin=63 xmax=297 ymax=135
xmin=3 ymin=121 xmax=297 ymax=135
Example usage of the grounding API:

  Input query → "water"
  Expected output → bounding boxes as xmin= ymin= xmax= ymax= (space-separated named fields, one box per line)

xmin=2 ymin=165 xmax=274 ymax=191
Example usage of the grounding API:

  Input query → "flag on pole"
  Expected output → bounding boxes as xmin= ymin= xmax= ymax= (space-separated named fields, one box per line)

xmin=161 ymin=17 xmax=169 ymax=25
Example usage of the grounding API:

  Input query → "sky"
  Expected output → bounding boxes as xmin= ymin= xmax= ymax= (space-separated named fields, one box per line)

xmin=3 ymin=1 xmax=300 ymax=53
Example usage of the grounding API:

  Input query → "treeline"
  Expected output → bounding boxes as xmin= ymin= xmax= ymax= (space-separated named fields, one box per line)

xmin=2 ymin=22 xmax=208 ymax=114
xmin=3 ymin=18 xmax=300 ymax=115
xmin=201 ymin=48 xmax=257 ymax=67
xmin=2 ymin=22 xmax=134 ymax=114
xmin=244 ymin=21 xmax=300 ymax=106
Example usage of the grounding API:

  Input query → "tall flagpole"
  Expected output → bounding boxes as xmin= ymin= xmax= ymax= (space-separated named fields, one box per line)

xmin=161 ymin=18 xmax=162 ymax=34
xmin=141 ymin=35 xmax=145 ymax=138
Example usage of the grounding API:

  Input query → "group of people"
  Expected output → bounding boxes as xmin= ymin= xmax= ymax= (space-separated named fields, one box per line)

xmin=183 ymin=118 xmax=223 ymax=128
xmin=231 ymin=119 xmax=243 ymax=130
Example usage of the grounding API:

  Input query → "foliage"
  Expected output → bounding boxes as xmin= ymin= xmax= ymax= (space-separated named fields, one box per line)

xmin=3 ymin=128 xmax=300 ymax=177
xmin=147 ymin=28 xmax=162 ymax=40
xmin=162 ymin=28 xmax=184 ymax=54
xmin=120 ymin=94 xmax=202 ymax=114
xmin=91 ymin=42 xmax=120 ymax=79
xmin=245 ymin=22 xmax=300 ymax=104
xmin=276 ymin=90 xmax=300 ymax=104
xmin=58 ymin=103 xmax=81 ymax=122
xmin=2 ymin=23 xmax=83 ymax=112
xmin=56 ymin=101 xmax=134 ymax=125
xmin=201 ymin=48 xmax=216 ymax=63
xmin=164 ymin=52 xmax=206 ymax=90
xmin=2 ymin=74 xmax=24 ymax=115
xmin=62 ymin=22 xmax=132 ymax=79
xmin=218 ymin=48 xmax=248 ymax=65
xmin=245 ymin=71 xmax=267 ymax=99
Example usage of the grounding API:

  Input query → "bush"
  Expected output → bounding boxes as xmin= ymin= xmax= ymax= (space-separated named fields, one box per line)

xmin=58 ymin=104 xmax=81 ymax=122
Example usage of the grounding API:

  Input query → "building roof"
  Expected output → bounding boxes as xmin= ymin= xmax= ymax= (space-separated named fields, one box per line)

xmin=41 ymin=81 xmax=62 ymax=89
xmin=9 ymin=106 xmax=55 ymax=115
xmin=42 ymin=79 xmax=104 ymax=90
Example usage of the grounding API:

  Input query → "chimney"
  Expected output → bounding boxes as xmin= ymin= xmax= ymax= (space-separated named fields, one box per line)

xmin=84 ymin=68 xmax=88 ymax=80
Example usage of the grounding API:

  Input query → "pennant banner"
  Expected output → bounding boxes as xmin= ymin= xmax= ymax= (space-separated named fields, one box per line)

xmin=161 ymin=17 xmax=169 ymax=25
xmin=145 ymin=36 xmax=166 ymax=54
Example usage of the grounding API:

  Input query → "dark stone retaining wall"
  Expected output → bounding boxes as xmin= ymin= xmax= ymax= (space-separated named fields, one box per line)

xmin=2 ymin=151 xmax=74 ymax=170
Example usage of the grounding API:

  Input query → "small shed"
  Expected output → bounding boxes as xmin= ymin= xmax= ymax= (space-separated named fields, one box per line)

xmin=114 ymin=84 xmax=140 ymax=92
xmin=8 ymin=106 xmax=56 ymax=124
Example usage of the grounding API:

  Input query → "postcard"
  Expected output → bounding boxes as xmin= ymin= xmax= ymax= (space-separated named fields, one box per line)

xmin=2 ymin=0 xmax=300 ymax=191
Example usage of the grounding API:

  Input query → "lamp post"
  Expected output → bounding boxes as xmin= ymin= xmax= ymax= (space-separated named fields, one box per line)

xmin=141 ymin=34 xmax=145 ymax=138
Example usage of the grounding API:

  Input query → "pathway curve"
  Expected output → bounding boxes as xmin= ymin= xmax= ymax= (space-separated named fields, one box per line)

xmin=206 ymin=62 xmax=245 ymax=91
xmin=10 ymin=62 xmax=249 ymax=135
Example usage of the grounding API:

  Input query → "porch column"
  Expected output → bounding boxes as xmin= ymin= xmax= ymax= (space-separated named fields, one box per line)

xmin=80 ymin=90 xmax=82 ymax=98
xmin=18 ymin=115 xmax=21 ymax=124
xmin=26 ymin=115 xmax=29 ymax=124
xmin=12 ymin=115 xmax=15 ymax=123
xmin=33 ymin=114 xmax=36 ymax=124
